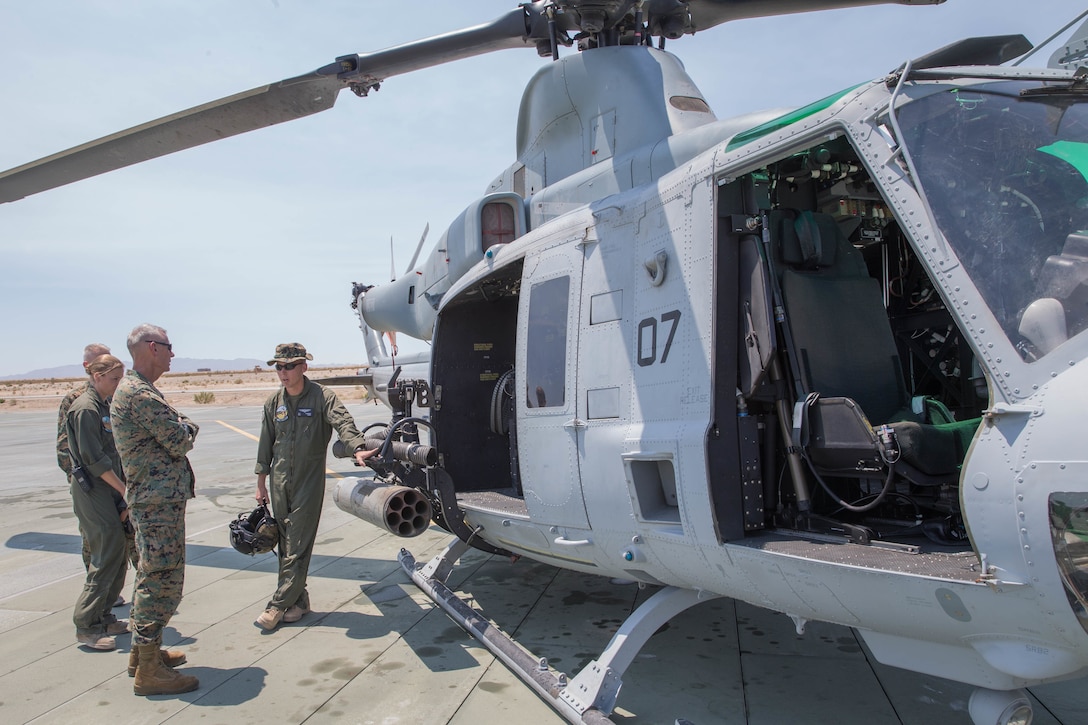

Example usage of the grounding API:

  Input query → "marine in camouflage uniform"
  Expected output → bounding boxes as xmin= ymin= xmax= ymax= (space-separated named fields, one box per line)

xmin=254 ymin=343 xmax=371 ymax=629
xmin=111 ymin=326 xmax=196 ymax=695
xmin=112 ymin=367 xmax=197 ymax=648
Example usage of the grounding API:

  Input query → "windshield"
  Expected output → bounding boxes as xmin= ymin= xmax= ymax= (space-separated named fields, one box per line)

xmin=896 ymin=80 xmax=1088 ymax=362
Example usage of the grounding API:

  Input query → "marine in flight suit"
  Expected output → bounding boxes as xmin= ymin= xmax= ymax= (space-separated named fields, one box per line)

xmin=254 ymin=342 xmax=373 ymax=630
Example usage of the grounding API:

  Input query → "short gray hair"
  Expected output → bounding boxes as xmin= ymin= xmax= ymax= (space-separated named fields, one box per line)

xmin=82 ymin=343 xmax=110 ymax=364
xmin=127 ymin=324 xmax=168 ymax=355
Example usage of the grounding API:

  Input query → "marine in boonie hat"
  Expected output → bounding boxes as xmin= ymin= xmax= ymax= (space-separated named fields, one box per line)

xmin=267 ymin=343 xmax=314 ymax=366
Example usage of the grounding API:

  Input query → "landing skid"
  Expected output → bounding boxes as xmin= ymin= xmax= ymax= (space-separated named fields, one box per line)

xmin=400 ymin=538 xmax=719 ymax=725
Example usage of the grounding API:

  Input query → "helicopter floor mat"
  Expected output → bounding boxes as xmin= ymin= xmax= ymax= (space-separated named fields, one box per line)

xmin=458 ymin=488 xmax=529 ymax=517
xmin=739 ymin=533 xmax=981 ymax=582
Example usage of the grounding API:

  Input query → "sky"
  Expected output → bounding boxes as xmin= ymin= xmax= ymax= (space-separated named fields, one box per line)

xmin=0 ymin=0 xmax=1081 ymax=377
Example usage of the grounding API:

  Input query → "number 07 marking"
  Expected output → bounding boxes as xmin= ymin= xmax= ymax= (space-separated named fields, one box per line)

xmin=637 ymin=310 xmax=682 ymax=367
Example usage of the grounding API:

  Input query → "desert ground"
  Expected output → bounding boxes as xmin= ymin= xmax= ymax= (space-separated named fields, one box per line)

xmin=0 ymin=366 xmax=372 ymax=411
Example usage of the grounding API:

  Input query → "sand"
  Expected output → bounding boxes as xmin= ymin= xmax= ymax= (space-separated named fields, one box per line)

xmin=0 ymin=366 xmax=370 ymax=411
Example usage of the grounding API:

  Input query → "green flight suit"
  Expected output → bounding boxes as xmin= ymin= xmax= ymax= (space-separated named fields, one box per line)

xmin=67 ymin=385 xmax=128 ymax=635
xmin=58 ymin=383 xmax=93 ymax=569
xmin=255 ymin=378 xmax=366 ymax=611
xmin=111 ymin=370 xmax=198 ymax=646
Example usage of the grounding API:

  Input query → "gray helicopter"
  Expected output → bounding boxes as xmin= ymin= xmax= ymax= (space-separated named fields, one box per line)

xmin=3 ymin=2 xmax=1088 ymax=724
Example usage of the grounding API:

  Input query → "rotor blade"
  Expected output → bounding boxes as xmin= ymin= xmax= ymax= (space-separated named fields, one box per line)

xmin=0 ymin=5 xmax=542 ymax=204
xmin=0 ymin=73 xmax=341 ymax=204
xmin=0 ymin=0 xmax=940 ymax=204
xmin=335 ymin=6 xmax=545 ymax=83
xmin=405 ymin=223 xmax=430 ymax=274
xmin=684 ymin=0 xmax=945 ymax=32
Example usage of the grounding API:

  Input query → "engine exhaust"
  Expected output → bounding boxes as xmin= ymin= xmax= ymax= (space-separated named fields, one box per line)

xmin=333 ymin=476 xmax=432 ymax=538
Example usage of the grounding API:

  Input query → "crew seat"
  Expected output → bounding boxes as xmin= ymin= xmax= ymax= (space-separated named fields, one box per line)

xmin=769 ymin=209 xmax=977 ymax=483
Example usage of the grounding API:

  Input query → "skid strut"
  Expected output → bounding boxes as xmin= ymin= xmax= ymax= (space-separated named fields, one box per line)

xmin=400 ymin=538 xmax=719 ymax=724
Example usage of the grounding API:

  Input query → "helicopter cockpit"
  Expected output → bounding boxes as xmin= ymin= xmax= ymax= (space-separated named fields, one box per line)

xmin=726 ymin=73 xmax=1088 ymax=551
xmin=727 ymin=140 xmax=983 ymax=546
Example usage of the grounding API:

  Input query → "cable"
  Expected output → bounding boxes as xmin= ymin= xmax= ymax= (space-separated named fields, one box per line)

xmin=803 ymin=451 xmax=897 ymax=514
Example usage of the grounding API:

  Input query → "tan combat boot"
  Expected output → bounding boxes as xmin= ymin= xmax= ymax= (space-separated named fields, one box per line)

xmin=127 ymin=647 xmax=188 ymax=676
xmin=133 ymin=642 xmax=198 ymax=696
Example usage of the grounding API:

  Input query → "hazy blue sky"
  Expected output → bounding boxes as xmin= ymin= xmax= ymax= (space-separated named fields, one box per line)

xmin=0 ymin=0 xmax=1079 ymax=376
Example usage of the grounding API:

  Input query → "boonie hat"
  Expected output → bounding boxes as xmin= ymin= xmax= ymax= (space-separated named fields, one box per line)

xmin=268 ymin=342 xmax=314 ymax=366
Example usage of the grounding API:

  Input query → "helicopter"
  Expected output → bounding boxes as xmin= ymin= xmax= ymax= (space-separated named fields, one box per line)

xmin=4 ymin=1 xmax=1088 ymax=724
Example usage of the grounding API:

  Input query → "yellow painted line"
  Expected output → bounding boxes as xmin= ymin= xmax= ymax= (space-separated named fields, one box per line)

xmin=216 ymin=420 xmax=257 ymax=441
xmin=215 ymin=419 xmax=343 ymax=478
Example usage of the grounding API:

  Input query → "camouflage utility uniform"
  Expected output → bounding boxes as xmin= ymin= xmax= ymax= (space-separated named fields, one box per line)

xmin=111 ymin=370 xmax=198 ymax=647
xmin=67 ymin=386 xmax=129 ymax=637
xmin=255 ymin=378 xmax=366 ymax=612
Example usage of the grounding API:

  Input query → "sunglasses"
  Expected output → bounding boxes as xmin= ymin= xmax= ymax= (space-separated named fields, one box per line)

xmin=275 ymin=362 xmax=303 ymax=371
xmin=146 ymin=340 xmax=173 ymax=351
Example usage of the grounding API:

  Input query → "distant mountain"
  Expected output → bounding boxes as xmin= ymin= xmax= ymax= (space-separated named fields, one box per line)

xmin=1 ymin=358 xmax=267 ymax=381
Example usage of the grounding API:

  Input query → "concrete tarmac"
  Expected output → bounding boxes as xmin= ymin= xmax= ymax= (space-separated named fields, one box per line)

xmin=0 ymin=403 xmax=1084 ymax=724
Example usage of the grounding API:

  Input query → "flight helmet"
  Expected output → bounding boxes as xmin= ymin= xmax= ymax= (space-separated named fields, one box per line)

xmin=229 ymin=503 xmax=279 ymax=555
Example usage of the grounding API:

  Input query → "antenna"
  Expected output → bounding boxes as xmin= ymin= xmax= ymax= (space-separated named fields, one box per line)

xmin=389 ymin=236 xmax=396 ymax=282
xmin=405 ymin=223 xmax=430 ymax=274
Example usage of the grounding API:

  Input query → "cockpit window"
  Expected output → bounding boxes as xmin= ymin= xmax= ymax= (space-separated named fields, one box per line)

xmin=895 ymin=81 xmax=1088 ymax=362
